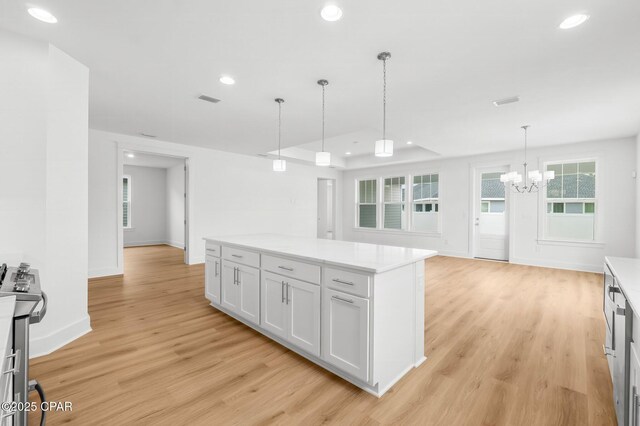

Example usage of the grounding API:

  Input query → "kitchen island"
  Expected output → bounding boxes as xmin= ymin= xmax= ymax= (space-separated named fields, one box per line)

xmin=203 ymin=234 xmax=437 ymax=397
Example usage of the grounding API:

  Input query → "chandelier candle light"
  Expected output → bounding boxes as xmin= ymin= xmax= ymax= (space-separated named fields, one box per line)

xmin=500 ymin=125 xmax=555 ymax=193
xmin=273 ymin=98 xmax=287 ymax=172
xmin=316 ymin=79 xmax=331 ymax=166
xmin=375 ymin=52 xmax=393 ymax=157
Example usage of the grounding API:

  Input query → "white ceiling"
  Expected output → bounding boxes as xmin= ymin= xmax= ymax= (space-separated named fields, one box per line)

xmin=2 ymin=0 xmax=639 ymax=168
xmin=123 ymin=152 xmax=184 ymax=169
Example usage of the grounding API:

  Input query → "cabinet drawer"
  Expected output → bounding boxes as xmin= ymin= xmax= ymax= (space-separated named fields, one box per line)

xmin=205 ymin=243 xmax=221 ymax=258
xmin=223 ymin=246 xmax=260 ymax=268
xmin=262 ymin=255 xmax=320 ymax=285
xmin=324 ymin=267 xmax=371 ymax=298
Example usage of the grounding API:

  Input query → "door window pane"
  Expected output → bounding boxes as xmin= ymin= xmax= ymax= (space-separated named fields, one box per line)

xmin=489 ymin=200 xmax=505 ymax=213
xmin=585 ymin=202 xmax=595 ymax=214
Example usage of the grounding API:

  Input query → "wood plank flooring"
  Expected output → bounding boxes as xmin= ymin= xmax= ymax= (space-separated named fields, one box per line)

xmin=28 ymin=245 xmax=616 ymax=425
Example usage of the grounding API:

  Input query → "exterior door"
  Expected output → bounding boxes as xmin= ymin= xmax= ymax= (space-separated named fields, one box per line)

xmin=205 ymin=254 xmax=221 ymax=305
xmin=221 ymin=261 xmax=239 ymax=312
xmin=322 ymin=288 xmax=369 ymax=382
xmin=287 ymin=278 xmax=320 ymax=357
xmin=237 ymin=264 xmax=260 ymax=325
xmin=261 ymin=272 xmax=287 ymax=339
xmin=474 ymin=167 xmax=509 ymax=261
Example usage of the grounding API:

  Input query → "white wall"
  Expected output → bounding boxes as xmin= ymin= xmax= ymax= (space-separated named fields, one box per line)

xmin=123 ymin=165 xmax=167 ymax=246
xmin=342 ymin=137 xmax=636 ymax=272
xmin=166 ymin=163 xmax=185 ymax=248
xmin=0 ymin=30 xmax=90 ymax=356
xmin=636 ymin=132 xmax=640 ymax=257
xmin=88 ymin=129 xmax=343 ymax=277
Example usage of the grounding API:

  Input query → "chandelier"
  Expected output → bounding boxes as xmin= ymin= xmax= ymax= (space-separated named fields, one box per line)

xmin=375 ymin=52 xmax=393 ymax=157
xmin=500 ymin=125 xmax=555 ymax=193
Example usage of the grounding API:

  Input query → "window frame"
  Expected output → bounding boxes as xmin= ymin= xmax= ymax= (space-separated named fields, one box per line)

xmin=353 ymin=170 xmax=441 ymax=236
xmin=540 ymin=157 xmax=599 ymax=243
xmin=410 ymin=172 xmax=441 ymax=233
xmin=382 ymin=175 xmax=407 ymax=230
xmin=355 ymin=178 xmax=379 ymax=229
xmin=123 ymin=174 xmax=132 ymax=229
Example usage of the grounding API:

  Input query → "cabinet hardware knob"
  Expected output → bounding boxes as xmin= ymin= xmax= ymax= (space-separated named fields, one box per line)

xmin=232 ymin=254 xmax=243 ymax=258
xmin=281 ymin=281 xmax=285 ymax=303
xmin=286 ymin=283 xmax=290 ymax=304
xmin=333 ymin=295 xmax=354 ymax=304
xmin=332 ymin=278 xmax=355 ymax=286
xmin=616 ymin=305 xmax=626 ymax=316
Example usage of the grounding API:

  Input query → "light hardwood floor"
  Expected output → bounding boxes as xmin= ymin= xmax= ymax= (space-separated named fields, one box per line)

xmin=29 ymin=245 xmax=616 ymax=425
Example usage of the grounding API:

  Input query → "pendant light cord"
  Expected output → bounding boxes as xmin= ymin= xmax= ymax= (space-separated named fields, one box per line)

xmin=278 ymin=101 xmax=282 ymax=159
xmin=322 ymin=84 xmax=326 ymax=152
xmin=382 ymin=57 xmax=387 ymax=141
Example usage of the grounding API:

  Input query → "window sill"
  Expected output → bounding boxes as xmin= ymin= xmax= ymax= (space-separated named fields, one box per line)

xmin=352 ymin=227 xmax=442 ymax=238
xmin=536 ymin=239 xmax=605 ymax=248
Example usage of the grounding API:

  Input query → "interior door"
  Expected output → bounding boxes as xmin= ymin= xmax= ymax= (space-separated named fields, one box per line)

xmin=474 ymin=167 xmax=509 ymax=261
xmin=287 ymin=278 xmax=320 ymax=356
xmin=221 ymin=261 xmax=239 ymax=312
xmin=317 ymin=179 xmax=335 ymax=239
xmin=261 ymin=272 xmax=287 ymax=339
xmin=237 ymin=264 xmax=260 ymax=325
xmin=322 ymin=288 xmax=369 ymax=382
xmin=205 ymin=254 xmax=221 ymax=305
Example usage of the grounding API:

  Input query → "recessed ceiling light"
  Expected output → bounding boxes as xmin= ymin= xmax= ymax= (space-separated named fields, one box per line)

xmin=139 ymin=132 xmax=156 ymax=138
xmin=321 ymin=5 xmax=343 ymax=22
xmin=559 ymin=14 xmax=590 ymax=30
xmin=345 ymin=152 xmax=351 ymax=155
xmin=492 ymin=96 xmax=520 ymax=107
xmin=407 ymin=141 xmax=413 ymax=145
xmin=28 ymin=7 xmax=57 ymax=23
xmin=219 ymin=75 xmax=235 ymax=85
xmin=126 ymin=153 xmax=135 ymax=158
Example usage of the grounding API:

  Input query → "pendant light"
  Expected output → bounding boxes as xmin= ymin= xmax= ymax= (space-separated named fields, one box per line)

xmin=273 ymin=98 xmax=287 ymax=172
xmin=375 ymin=52 xmax=393 ymax=157
xmin=316 ymin=79 xmax=331 ymax=166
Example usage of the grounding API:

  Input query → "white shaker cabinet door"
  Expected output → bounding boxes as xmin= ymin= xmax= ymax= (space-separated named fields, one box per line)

xmin=205 ymin=255 xmax=221 ymax=305
xmin=237 ymin=264 xmax=260 ymax=326
xmin=629 ymin=344 xmax=640 ymax=426
xmin=287 ymin=278 xmax=320 ymax=357
xmin=221 ymin=261 xmax=239 ymax=312
xmin=322 ymin=288 xmax=369 ymax=383
xmin=261 ymin=272 xmax=288 ymax=339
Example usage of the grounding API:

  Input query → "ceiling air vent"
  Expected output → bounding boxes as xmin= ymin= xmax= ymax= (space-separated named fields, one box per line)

xmin=198 ymin=94 xmax=221 ymax=104
xmin=492 ymin=96 xmax=520 ymax=107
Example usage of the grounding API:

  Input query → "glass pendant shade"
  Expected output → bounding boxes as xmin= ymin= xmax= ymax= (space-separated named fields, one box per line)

xmin=375 ymin=139 xmax=394 ymax=157
xmin=273 ymin=159 xmax=286 ymax=172
xmin=316 ymin=151 xmax=331 ymax=167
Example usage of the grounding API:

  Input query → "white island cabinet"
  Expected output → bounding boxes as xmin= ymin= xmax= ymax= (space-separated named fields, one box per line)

xmin=203 ymin=234 xmax=437 ymax=397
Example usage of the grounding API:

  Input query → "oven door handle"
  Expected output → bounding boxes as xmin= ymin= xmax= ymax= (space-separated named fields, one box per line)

xmin=30 ymin=291 xmax=47 ymax=324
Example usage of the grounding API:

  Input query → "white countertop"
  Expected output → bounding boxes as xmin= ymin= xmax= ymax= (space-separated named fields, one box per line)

xmin=204 ymin=234 xmax=438 ymax=273
xmin=606 ymin=257 xmax=640 ymax=315
xmin=0 ymin=296 xmax=16 ymax=358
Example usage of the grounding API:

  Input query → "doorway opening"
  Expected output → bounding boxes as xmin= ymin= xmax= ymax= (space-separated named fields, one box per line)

xmin=472 ymin=166 xmax=510 ymax=261
xmin=119 ymin=150 xmax=189 ymax=269
xmin=317 ymin=178 xmax=336 ymax=240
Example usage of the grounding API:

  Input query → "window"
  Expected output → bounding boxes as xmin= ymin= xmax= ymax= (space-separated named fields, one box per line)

xmin=383 ymin=176 xmax=406 ymax=230
xmin=545 ymin=160 xmax=596 ymax=241
xmin=357 ymin=179 xmax=377 ymax=228
xmin=123 ymin=175 xmax=131 ymax=228
xmin=481 ymin=172 xmax=505 ymax=213
xmin=412 ymin=174 xmax=439 ymax=233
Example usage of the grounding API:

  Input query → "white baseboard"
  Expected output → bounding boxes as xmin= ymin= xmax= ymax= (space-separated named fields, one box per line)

xmin=165 ymin=240 xmax=185 ymax=249
xmin=30 ymin=315 xmax=92 ymax=359
xmin=509 ymin=256 xmax=602 ymax=273
xmin=124 ymin=240 xmax=167 ymax=247
xmin=89 ymin=266 xmax=122 ymax=278
xmin=189 ymin=255 xmax=205 ymax=265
